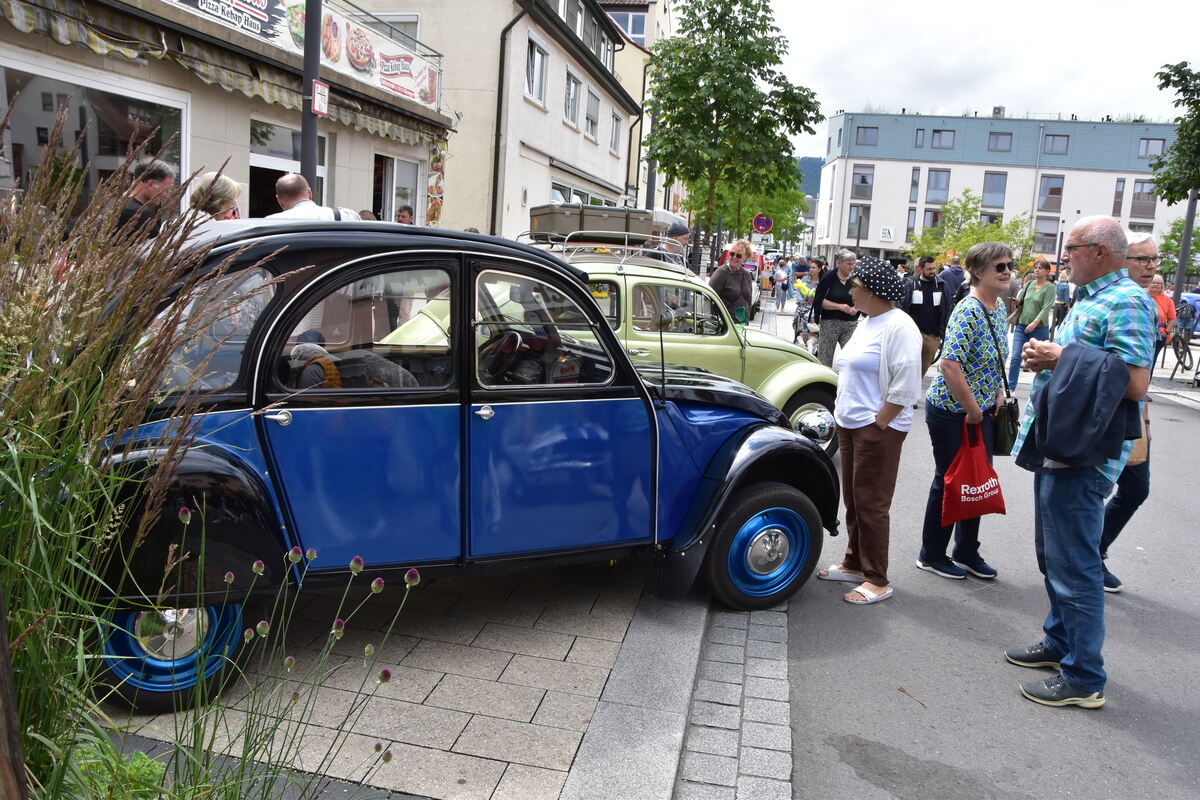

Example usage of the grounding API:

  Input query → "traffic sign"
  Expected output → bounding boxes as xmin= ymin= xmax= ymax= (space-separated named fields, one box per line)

xmin=751 ymin=233 xmax=774 ymax=245
xmin=752 ymin=214 xmax=773 ymax=233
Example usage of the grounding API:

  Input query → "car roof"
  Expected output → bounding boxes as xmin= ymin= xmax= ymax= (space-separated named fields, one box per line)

xmin=562 ymin=252 xmax=709 ymax=286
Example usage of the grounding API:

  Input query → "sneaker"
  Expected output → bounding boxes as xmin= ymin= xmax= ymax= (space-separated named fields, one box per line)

xmin=1004 ymin=642 xmax=1063 ymax=670
xmin=953 ymin=555 xmax=998 ymax=579
xmin=1019 ymin=675 xmax=1105 ymax=708
xmin=1103 ymin=566 xmax=1123 ymax=593
xmin=915 ymin=557 xmax=967 ymax=580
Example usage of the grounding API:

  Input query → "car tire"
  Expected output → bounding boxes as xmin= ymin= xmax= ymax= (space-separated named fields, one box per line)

xmin=705 ymin=482 xmax=822 ymax=610
xmin=98 ymin=598 xmax=259 ymax=713
xmin=783 ymin=387 xmax=839 ymax=457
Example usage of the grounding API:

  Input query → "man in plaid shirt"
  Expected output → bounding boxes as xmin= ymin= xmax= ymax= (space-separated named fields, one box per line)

xmin=1003 ymin=216 xmax=1155 ymax=709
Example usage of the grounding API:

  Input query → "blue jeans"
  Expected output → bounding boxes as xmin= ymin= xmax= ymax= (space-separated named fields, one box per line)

xmin=1033 ymin=470 xmax=1114 ymax=692
xmin=1009 ymin=325 xmax=1050 ymax=387
xmin=1100 ymin=447 xmax=1150 ymax=557
xmin=920 ymin=401 xmax=995 ymax=563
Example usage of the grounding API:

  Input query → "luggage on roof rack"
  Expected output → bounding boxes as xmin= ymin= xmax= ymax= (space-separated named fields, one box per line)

xmin=529 ymin=203 xmax=663 ymax=241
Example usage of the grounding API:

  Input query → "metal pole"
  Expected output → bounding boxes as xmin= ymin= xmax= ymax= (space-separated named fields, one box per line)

xmin=644 ymin=111 xmax=658 ymax=212
xmin=1172 ymin=187 xmax=1198 ymax=304
xmin=300 ymin=0 xmax=323 ymax=190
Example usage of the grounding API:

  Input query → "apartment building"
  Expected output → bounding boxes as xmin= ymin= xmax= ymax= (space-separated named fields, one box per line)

xmin=814 ymin=111 xmax=1183 ymax=261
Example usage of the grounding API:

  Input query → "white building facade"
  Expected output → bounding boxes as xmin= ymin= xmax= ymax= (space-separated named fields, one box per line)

xmin=814 ymin=111 xmax=1183 ymax=261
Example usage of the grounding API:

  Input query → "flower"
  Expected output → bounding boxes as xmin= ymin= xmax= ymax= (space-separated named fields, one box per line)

xmin=290 ymin=690 xmax=301 ymax=703
xmin=377 ymin=668 xmax=391 ymax=684
xmin=177 ymin=507 xmax=192 ymax=526
xmin=370 ymin=577 xmax=384 ymax=594
xmin=363 ymin=644 xmax=375 ymax=658
xmin=349 ymin=556 xmax=364 ymax=575
xmin=243 ymin=628 xmax=254 ymax=644
xmin=223 ymin=571 xmax=235 ymax=585
xmin=374 ymin=741 xmax=383 ymax=753
xmin=252 ymin=560 xmax=265 ymax=575
xmin=404 ymin=568 xmax=421 ymax=588
xmin=283 ymin=655 xmax=296 ymax=672
xmin=287 ymin=546 xmax=303 ymax=564
xmin=331 ymin=618 xmax=345 ymax=639
xmin=305 ymin=548 xmax=318 ymax=561
xmin=381 ymin=749 xmax=393 ymax=764
xmin=256 ymin=620 xmax=270 ymax=638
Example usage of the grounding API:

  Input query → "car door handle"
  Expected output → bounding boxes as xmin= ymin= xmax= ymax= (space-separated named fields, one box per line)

xmin=475 ymin=405 xmax=495 ymax=420
xmin=627 ymin=348 xmax=651 ymax=357
xmin=264 ymin=410 xmax=293 ymax=426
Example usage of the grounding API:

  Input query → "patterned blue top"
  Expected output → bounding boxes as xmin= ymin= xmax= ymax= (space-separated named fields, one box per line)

xmin=1010 ymin=268 xmax=1155 ymax=482
xmin=927 ymin=298 xmax=1008 ymax=413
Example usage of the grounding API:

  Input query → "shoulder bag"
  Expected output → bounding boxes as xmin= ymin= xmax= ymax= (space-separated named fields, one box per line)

xmin=977 ymin=299 xmax=1020 ymax=456
xmin=1006 ymin=281 xmax=1028 ymax=325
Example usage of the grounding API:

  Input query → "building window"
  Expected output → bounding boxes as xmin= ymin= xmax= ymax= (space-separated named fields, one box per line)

xmin=1044 ymin=134 xmax=1069 ymax=155
xmin=564 ymin=0 xmax=579 ymax=33
xmin=926 ymin=169 xmax=950 ymax=204
xmin=1131 ymin=179 xmax=1156 ymax=218
xmin=987 ymin=132 xmax=1012 ymax=152
xmin=1033 ymin=216 xmax=1058 ymax=253
xmin=847 ymin=204 xmax=870 ymax=239
xmin=608 ymin=11 xmax=646 ymax=46
xmin=923 ymin=208 xmax=941 ymax=229
xmin=1138 ymin=138 xmax=1164 ymax=158
xmin=906 ymin=208 xmax=916 ymax=242
xmin=564 ymin=72 xmax=581 ymax=124
xmin=1128 ymin=222 xmax=1153 ymax=233
xmin=826 ymin=137 xmax=831 ymax=154
xmin=1113 ymin=178 xmax=1125 ymax=216
xmin=585 ymin=90 xmax=600 ymax=138
xmin=525 ymin=40 xmax=548 ymax=103
xmin=855 ymin=126 xmax=878 ymax=146
xmin=980 ymin=211 xmax=1002 ymax=225
xmin=1038 ymin=175 xmax=1063 ymax=212
xmin=370 ymin=13 xmax=420 ymax=44
xmin=982 ymin=172 xmax=1007 ymax=208
xmin=914 ymin=128 xmax=924 ymax=148
xmin=41 ymin=92 xmax=53 ymax=111
xmin=909 ymin=167 xmax=920 ymax=203
xmin=610 ymin=111 xmax=622 ymax=153
xmin=36 ymin=127 xmax=49 ymax=145
xmin=836 ymin=128 xmax=842 ymax=147
xmin=931 ymin=129 xmax=955 ymax=149
xmin=851 ymin=164 xmax=874 ymax=200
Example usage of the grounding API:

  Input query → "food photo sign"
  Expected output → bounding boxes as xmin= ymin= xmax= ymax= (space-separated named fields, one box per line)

xmin=164 ymin=0 xmax=441 ymax=111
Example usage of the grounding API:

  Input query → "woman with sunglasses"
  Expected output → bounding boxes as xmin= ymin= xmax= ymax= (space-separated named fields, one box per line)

xmin=916 ymin=242 xmax=1011 ymax=581
xmin=1006 ymin=259 xmax=1055 ymax=387
xmin=189 ymin=172 xmax=242 ymax=221
xmin=710 ymin=240 xmax=756 ymax=318
xmin=817 ymin=256 xmax=922 ymax=605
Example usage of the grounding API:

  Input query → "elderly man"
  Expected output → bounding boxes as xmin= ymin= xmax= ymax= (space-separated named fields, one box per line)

xmin=268 ymin=173 xmax=360 ymax=221
xmin=645 ymin=221 xmax=692 ymax=268
xmin=1004 ymin=217 xmax=1154 ymax=709
xmin=117 ymin=159 xmax=176 ymax=237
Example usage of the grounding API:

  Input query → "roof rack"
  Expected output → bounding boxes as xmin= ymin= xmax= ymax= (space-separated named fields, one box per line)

xmin=516 ymin=230 xmax=693 ymax=275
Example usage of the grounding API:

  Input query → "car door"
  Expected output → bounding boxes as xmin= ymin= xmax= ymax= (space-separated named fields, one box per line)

xmin=256 ymin=257 xmax=462 ymax=569
xmin=625 ymin=280 xmax=746 ymax=383
xmin=468 ymin=260 xmax=655 ymax=558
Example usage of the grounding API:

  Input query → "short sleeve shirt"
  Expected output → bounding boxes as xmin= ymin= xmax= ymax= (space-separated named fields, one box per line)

xmin=927 ymin=298 xmax=1008 ymax=412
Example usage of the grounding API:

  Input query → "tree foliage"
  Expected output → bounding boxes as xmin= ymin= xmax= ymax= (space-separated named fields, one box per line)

xmin=1149 ymin=62 xmax=1200 ymax=204
xmin=905 ymin=190 xmax=1034 ymax=264
xmin=1160 ymin=216 xmax=1200 ymax=277
xmin=644 ymin=0 xmax=823 ymax=229
xmin=683 ymin=164 xmax=808 ymax=242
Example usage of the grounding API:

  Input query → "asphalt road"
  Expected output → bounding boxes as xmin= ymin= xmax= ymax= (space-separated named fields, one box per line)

xmin=787 ymin=382 xmax=1200 ymax=800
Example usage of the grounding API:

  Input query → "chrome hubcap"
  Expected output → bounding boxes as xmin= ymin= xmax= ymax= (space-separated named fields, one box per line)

xmin=746 ymin=528 xmax=790 ymax=575
xmin=133 ymin=608 xmax=206 ymax=661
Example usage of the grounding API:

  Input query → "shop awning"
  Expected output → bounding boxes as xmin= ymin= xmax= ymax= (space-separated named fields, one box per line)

xmin=0 ymin=0 xmax=166 ymax=61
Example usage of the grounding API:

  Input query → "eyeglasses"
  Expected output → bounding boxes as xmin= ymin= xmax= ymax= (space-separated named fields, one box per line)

xmin=1126 ymin=255 xmax=1163 ymax=266
xmin=991 ymin=261 xmax=1014 ymax=272
xmin=1064 ymin=242 xmax=1099 ymax=254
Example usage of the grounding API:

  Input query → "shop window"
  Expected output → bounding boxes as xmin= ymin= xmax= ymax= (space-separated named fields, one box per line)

xmin=373 ymin=154 xmax=420 ymax=223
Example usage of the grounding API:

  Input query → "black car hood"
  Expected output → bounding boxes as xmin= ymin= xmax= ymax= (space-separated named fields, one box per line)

xmin=635 ymin=363 xmax=787 ymax=427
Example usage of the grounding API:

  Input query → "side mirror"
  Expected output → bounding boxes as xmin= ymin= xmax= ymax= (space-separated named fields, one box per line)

xmin=734 ymin=307 xmax=747 ymax=325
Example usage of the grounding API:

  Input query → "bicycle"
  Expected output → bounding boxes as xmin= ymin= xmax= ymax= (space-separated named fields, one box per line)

xmin=1173 ymin=300 xmax=1196 ymax=372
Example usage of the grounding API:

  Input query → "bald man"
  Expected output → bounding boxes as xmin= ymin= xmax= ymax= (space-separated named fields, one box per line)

xmin=267 ymin=173 xmax=360 ymax=221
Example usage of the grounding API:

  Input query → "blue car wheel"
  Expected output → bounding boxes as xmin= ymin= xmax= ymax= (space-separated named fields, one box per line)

xmin=707 ymin=482 xmax=822 ymax=610
xmin=101 ymin=601 xmax=249 ymax=713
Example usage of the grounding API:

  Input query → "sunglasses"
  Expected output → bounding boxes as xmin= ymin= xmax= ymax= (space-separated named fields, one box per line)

xmin=991 ymin=262 xmax=1013 ymax=272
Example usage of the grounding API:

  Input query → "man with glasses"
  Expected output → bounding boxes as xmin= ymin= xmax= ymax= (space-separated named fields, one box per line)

xmin=1005 ymin=217 xmax=1154 ymax=709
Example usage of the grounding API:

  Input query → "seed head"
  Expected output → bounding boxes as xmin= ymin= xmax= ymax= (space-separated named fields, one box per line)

xmin=349 ymin=556 xmax=365 ymax=575
xmin=371 ymin=577 xmax=385 ymax=594
xmin=404 ymin=568 xmax=421 ymax=588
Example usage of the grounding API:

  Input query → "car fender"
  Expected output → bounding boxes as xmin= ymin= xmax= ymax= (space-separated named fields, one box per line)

xmin=104 ymin=446 xmax=288 ymax=605
xmin=753 ymin=361 xmax=838 ymax=411
xmin=650 ymin=424 xmax=839 ymax=597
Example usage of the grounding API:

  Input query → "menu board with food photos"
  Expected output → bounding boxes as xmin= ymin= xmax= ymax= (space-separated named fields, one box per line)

xmin=163 ymin=0 xmax=441 ymax=111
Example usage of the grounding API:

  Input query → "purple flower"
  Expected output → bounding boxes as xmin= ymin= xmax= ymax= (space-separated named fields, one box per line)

xmin=381 ymin=749 xmax=393 ymax=764
xmin=331 ymin=618 xmax=345 ymax=639
xmin=404 ymin=568 xmax=421 ymax=588
xmin=305 ymin=548 xmax=318 ymax=561
xmin=370 ymin=577 xmax=384 ymax=595
xmin=377 ymin=668 xmax=391 ymax=684
xmin=243 ymin=628 xmax=254 ymax=644
xmin=252 ymin=560 xmax=265 ymax=576
xmin=374 ymin=741 xmax=383 ymax=753
xmin=363 ymin=644 xmax=375 ymax=658
xmin=256 ymin=620 xmax=270 ymax=638
xmin=349 ymin=556 xmax=365 ymax=575
xmin=223 ymin=571 xmax=235 ymax=585
xmin=287 ymin=546 xmax=303 ymax=564
xmin=283 ymin=655 xmax=296 ymax=672
xmin=178 ymin=507 xmax=192 ymax=526
xmin=290 ymin=690 xmax=301 ymax=703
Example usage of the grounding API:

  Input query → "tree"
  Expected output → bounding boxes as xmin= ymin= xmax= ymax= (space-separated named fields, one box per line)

xmin=905 ymin=190 xmax=1034 ymax=267
xmin=684 ymin=164 xmax=808 ymax=241
xmin=1160 ymin=216 xmax=1200 ymax=281
xmin=1149 ymin=62 xmax=1200 ymax=301
xmin=644 ymin=0 xmax=822 ymax=230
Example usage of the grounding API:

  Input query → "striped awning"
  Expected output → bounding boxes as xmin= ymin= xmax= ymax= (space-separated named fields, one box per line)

xmin=0 ymin=0 xmax=166 ymax=61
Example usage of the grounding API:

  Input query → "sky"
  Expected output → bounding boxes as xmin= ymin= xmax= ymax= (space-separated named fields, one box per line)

xmin=774 ymin=0 xmax=1197 ymax=160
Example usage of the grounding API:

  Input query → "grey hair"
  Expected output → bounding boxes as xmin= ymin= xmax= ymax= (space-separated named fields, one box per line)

xmin=964 ymin=241 xmax=1013 ymax=286
xmin=1124 ymin=229 xmax=1154 ymax=247
xmin=189 ymin=172 xmax=241 ymax=216
xmin=835 ymin=249 xmax=856 ymax=266
xmin=133 ymin=158 xmax=176 ymax=184
xmin=1075 ymin=215 xmax=1127 ymax=259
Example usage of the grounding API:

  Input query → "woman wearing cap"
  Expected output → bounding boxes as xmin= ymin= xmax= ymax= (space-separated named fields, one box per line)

xmin=916 ymin=241 xmax=1011 ymax=581
xmin=817 ymin=256 xmax=922 ymax=605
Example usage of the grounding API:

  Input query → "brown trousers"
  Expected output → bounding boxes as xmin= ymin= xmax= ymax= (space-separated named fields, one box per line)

xmin=920 ymin=333 xmax=942 ymax=376
xmin=837 ymin=423 xmax=908 ymax=587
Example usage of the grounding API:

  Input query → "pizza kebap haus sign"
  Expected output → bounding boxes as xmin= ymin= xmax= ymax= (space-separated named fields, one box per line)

xmin=166 ymin=0 xmax=440 ymax=110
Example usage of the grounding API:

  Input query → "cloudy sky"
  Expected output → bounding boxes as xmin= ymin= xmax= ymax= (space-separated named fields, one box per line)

xmin=775 ymin=0 xmax=1196 ymax=159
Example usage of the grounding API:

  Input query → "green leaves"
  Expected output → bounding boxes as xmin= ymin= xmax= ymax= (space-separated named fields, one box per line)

xmin=1149 ymin=62 xmax=1200 ymax=205
xmin=906 ymin=190 xmax=1034 ymax=265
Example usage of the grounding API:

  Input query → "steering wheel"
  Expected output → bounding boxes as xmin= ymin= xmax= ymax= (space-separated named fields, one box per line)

xmin=480 ymin=330 xmax=524 ymax=383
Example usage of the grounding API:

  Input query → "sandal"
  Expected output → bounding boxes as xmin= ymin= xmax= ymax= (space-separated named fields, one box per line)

xmin=844 ymin=583 xmax=893 ymax=605
xmin=817 ymin=564 xmax=865 ymax=583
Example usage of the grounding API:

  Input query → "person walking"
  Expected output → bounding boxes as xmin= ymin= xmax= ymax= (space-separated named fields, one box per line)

xmin=813 ymin=250 xmax=859 ymax=367
xmin=1148 ymin=274 xmax=1175 ymax=369
xmin=899 ymin=255 xmax=954 ymax=376
xmin=1007 ymin=259 xmax=1055 ymax=387
xmin=816 ymin=256 xmax=922 ymax=605
xmin=773 ymin=261 xmax=789 ymax=310
xmin=792 ymin=262 xmax=819 ymax=349
xmin=915 ymin=242 xmax=1011 ymax=581
xmin=1005 ymin=216 xmax=1154 ymax=709
xmin=710 ymin=239 xmax=755 ymax=319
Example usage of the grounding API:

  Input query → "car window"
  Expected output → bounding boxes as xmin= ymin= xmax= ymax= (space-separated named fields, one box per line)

xmin=156 ymin=267 xmax=277 ymax=392
xmin=586 ymin=280 xmax=619 ymax=329
xmin=631 ymin=283 xmax=727 ymax=336
xmin=476 ymin=270 xmax=614 ymax=387
xmin=279 ymin=268 xmax=453 ymax=391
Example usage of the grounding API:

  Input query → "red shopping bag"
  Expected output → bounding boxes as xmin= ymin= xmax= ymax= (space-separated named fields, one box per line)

xmin=941 ymin=419 xmax=1006 ymax=527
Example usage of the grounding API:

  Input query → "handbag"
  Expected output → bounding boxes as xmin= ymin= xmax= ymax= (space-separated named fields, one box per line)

xmin=941 ymin=419 xmax=1007 ymax=526
xmin=978 ymin=299 xmax=1020 ymax=456
xmin=1006 ymin=282 xmax=1027 ymax=325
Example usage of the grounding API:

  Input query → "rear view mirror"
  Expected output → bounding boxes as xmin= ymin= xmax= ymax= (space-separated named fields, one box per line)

xmin=734 ymin=307 xmax=747 ymax=325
